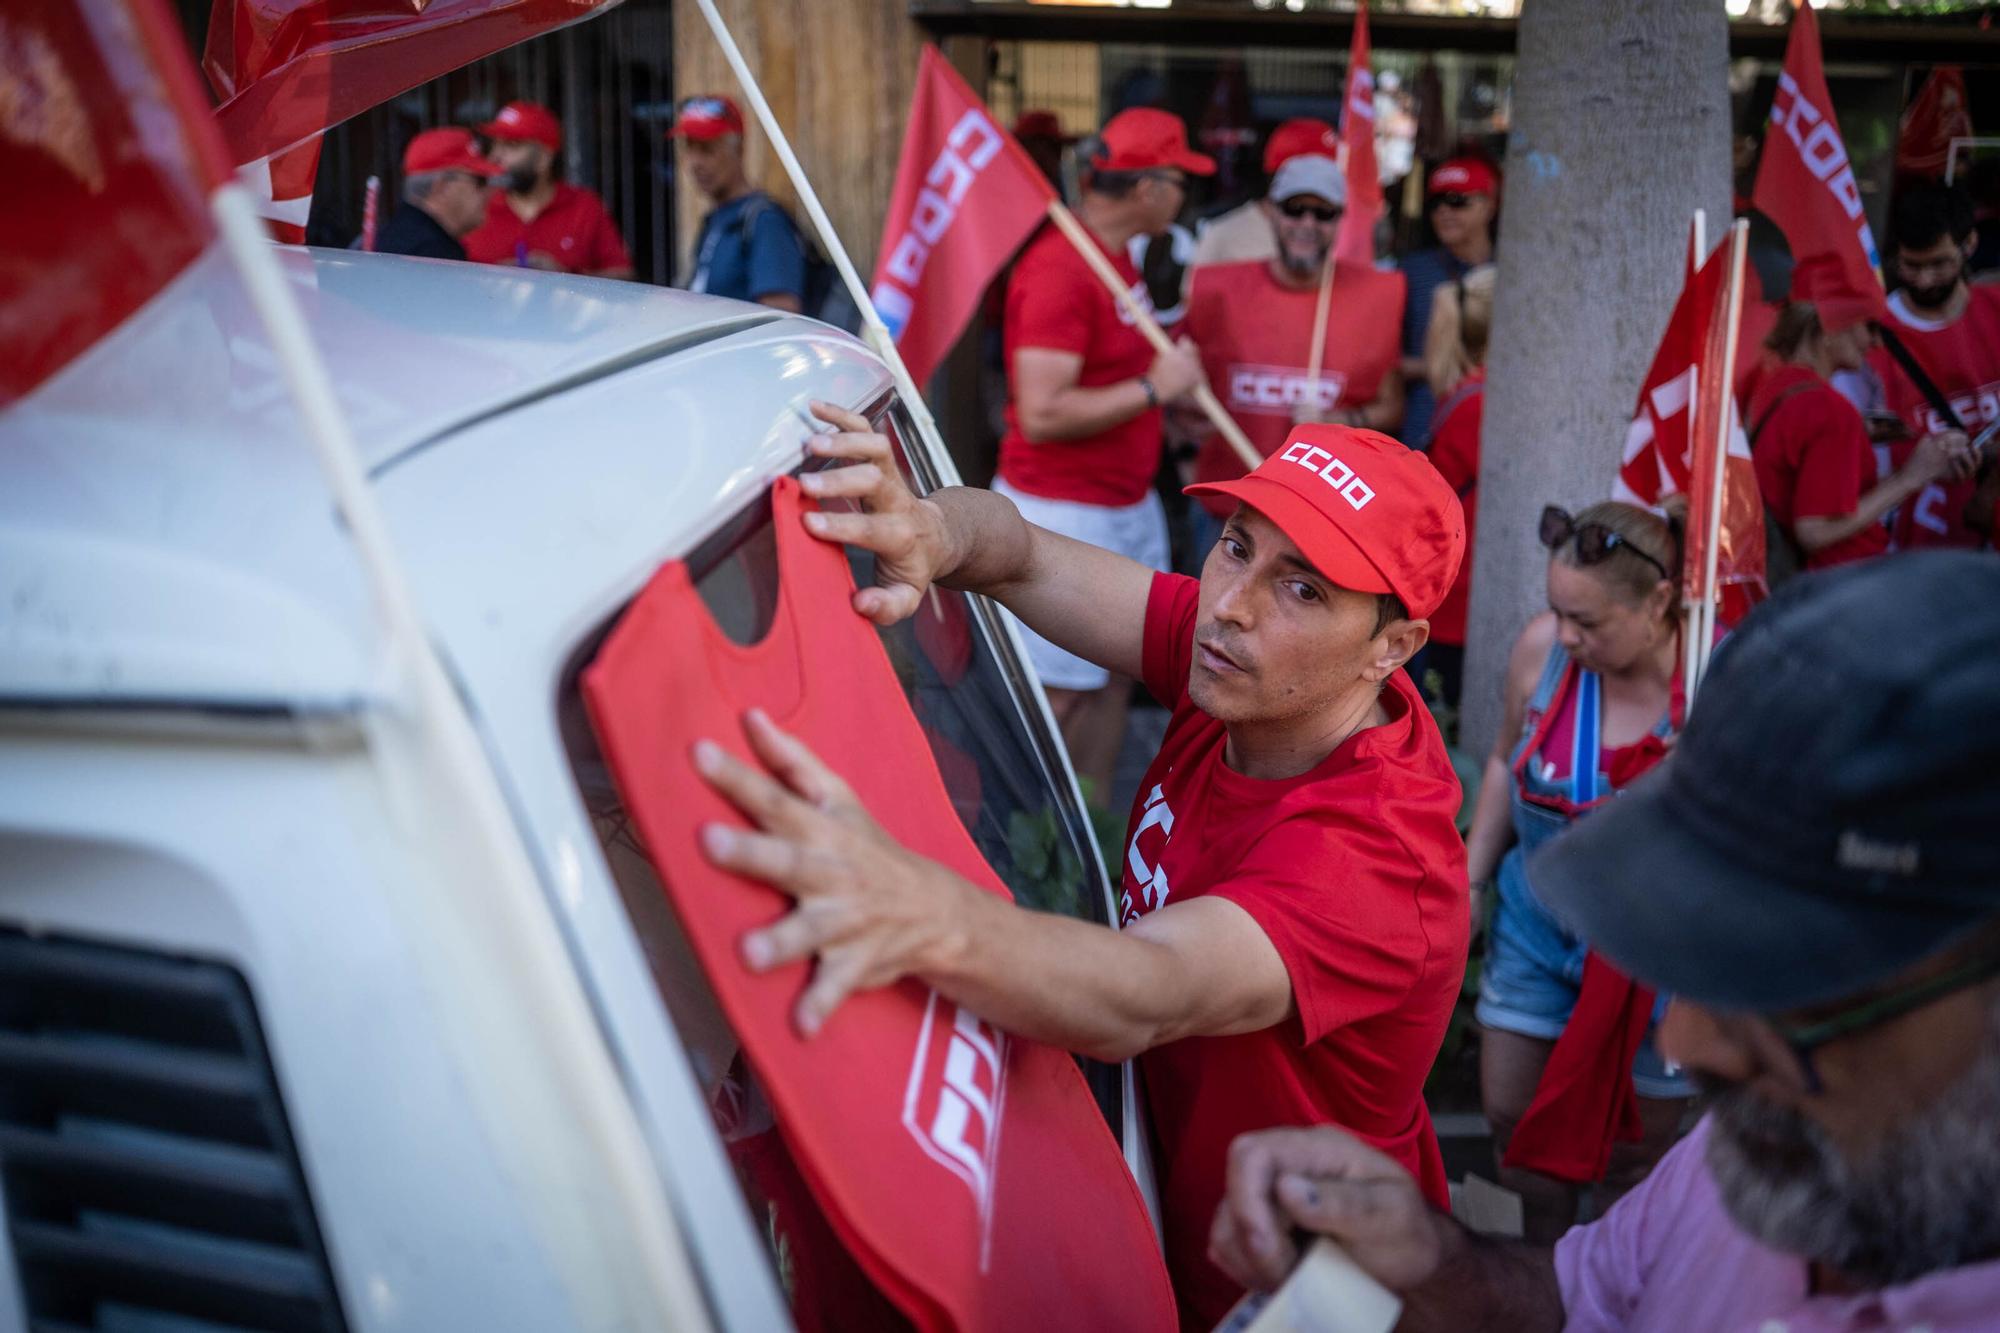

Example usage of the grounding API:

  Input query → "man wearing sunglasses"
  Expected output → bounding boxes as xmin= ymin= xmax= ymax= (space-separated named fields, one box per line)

xmin=1213 ymin=551 xmax=2000 ymax=1332
xmin=1181 ymin=152 xmax=1407 ymax=556
xmin=1399 ymin=158 xmax=1499 ymax=445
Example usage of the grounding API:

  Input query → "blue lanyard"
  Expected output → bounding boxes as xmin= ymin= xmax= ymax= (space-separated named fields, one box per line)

xmin=1571 ymin=668 xmax=1602 ymax=805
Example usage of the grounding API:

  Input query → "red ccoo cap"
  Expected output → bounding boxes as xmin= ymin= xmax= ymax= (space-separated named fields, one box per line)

xmin=403 ymin=127 xmax=503 ymax=178
xmin=1093 ymin=108 xmax=1216 ymax=176
xmin=478 ymin=100 xmax=562 ymax=152
xmin=1188 ymin=425 xmax=1466 ymax=620
xmin=669 ymin=94 xmax=746 ymax=141
xmin=1262 ymin=117 xmax=1338 ymax=176
xmin=1426 ymin=157 xmax=1499 ymax=198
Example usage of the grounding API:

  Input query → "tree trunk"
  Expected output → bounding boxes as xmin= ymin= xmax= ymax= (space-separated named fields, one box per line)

xmin=1460 ymin=0 xmax=1730 ymax=761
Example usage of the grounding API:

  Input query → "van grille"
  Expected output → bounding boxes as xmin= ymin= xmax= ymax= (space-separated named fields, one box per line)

xmin=0 ymin=931 xmax=346 ymax=1331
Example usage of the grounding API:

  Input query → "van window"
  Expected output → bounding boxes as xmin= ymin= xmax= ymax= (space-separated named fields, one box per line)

xmin=558 ymin=398 xmax=1118 ymax=1316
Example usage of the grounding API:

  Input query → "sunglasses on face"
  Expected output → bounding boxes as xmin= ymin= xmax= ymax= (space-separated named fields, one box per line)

xmin=1431 ymin=192 xmax=1477 ymax=210
xmin=1142 ymin=170 xmax=1189 ymax=192
xmin=1539 ymin=506 xmax=1674 ymax=582
xmin=1277 ymin=198 xmax=1341 ymax=223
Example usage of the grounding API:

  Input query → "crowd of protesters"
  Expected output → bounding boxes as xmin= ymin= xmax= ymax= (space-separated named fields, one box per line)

xmin=353 ymin=87 xmax=2000 ymax=1327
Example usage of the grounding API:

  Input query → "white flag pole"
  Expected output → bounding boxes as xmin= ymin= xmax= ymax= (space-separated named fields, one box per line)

xmin=689 ymin=0 xmax=963 ymax=483
xmin=1680 ymin=209 xmax=1706 ymax=698
xmin=1690 ymin=218 xmax=1751 ymax=703
xmin=209 ymin=183 xmax=710 ymax=1330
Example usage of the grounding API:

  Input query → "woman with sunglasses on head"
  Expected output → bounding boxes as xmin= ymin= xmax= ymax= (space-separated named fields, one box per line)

xmin=1461 ymin=500 xmax=1693 ymax=1243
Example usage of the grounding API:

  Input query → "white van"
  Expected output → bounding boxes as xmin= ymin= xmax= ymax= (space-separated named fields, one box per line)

xmin=0 ymin=248 xmax=1148 ymax=1331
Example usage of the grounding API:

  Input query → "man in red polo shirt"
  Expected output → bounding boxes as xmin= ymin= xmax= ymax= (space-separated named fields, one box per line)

xmin=693 ymin=408 xmax=1470 ymax=1328
xmin=464 ymin=100 xmax=634 ymax=279
xmin=996 ymin=106 xmax=1211 ymax=803
xmin=1183 ymin=151 xmax=1407 ymax=557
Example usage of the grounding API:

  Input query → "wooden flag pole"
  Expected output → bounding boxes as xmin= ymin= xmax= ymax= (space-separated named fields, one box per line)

xmin=1305 ymin=251 xmax=1336 ymax=399
xmin=1042 ymin=201 xmax=1262 ymax=471
xmin=1689 ymin=218 xmax=1751 ymax=703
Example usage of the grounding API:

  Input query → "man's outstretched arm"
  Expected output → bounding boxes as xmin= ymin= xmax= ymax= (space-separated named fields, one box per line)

xmin=693 ymin=708 xmax=1293 ymax=1060
xmin=1211 ymin=1127 xmax=1564 ymax=1333
xmin=799 ymin=403 xmax=1157 ymax=682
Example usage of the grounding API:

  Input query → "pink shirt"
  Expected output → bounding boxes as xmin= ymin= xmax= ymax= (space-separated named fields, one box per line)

xmin=1557 ymin=1117 xmax=2000 ymax=1331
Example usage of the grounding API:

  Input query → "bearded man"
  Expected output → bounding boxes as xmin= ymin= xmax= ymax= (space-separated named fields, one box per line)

xmin=1210 ymin=551 xmax=2000 ymax=1333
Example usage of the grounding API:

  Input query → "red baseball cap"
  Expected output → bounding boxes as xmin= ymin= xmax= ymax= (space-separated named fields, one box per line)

xmin=1093 ymin=108 xmax=1216 ymax=176
xmin=1427 ymin=157 xmax=1499 ymax=198
xmin=670 ymin=94 xmax=746 ymax=141
xmin=1013 ymin=109 xmax=1071 ymax=142
xmin=1263 ymin=117 xmax=1338 ymax=175
xmin=478 ymin=100 xmax=562 ymax=152
xmin=1188 ymin=426 xmax=1466 ymax=620
xmin=1789 ymin=251 xmax=1885 ymax=334
xmin=402 ymin=127 xmax=503 ymax=178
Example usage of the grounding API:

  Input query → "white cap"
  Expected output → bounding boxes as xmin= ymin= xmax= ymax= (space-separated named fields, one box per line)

xmin=1268 ymin=153 xmax=1346 ymax=208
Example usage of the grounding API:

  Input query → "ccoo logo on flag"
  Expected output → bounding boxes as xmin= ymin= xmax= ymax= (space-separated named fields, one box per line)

xmin=902 ymin=990 xmax=1009 ymax=1272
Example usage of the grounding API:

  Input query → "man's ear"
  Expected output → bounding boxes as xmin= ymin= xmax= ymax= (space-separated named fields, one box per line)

xmin=1367 ymin=618 xmax=1430 ymax=682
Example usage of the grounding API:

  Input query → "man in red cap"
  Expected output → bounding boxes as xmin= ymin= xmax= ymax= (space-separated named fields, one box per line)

xmin=375 ymin=128 xmax=502 ymax=261
xmin=1183 ymin=150 xmax=1409 ymax=558
xmin=671 ymin=94 xmax=808 ymax=312
xmin=1399 ymin=157 xmax=1499 ymax=443
xmin=1188 ymin=117 xmax=1340 ymax=275
xmin=995 ymin=106 xmax=1213 ymax=806
xmin=1012 ymin=108 xmax=1071 ymax=189
xmin=694 ymin=404 xmax=1470 ymax=1327
xmin=463 ymin=101 xmax=633 ymax=279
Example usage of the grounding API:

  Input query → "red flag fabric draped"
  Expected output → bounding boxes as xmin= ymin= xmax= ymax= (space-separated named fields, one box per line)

xmin=1751 ymin=1 xmax=1885 ymax=326
xmin=1333 ymin=3 xmax=1382 ymax=265
xmin=1615 ymin=223 xmax=1768 ymax=627
xmin=199 ymin=0 xmax=618 ymax=181
xmin=1896 ymin=66 xmax=1973 ymax=181
xmin=1 ymin=0 xmax=233 ymax=406
xmin=870 ymin=46 xmax=1055 ymax=388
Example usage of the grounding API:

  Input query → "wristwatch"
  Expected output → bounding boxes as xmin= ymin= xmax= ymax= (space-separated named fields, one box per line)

xmin=1138 ymin=375 xmax=1159 ymax=409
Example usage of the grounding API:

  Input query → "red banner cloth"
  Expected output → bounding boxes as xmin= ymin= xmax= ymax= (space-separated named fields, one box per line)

xmin=1501 ymin=954 xmax=1657 ymax=1185
xmin=200 ymin=0 xmax=615 ymax=171
xmin=1614 ymin=222 xmax=1768 ymax=628
xmin=871 ymin=46 xmax=1055 ymax=388
xmin=1 ymin=0 xmax=233 ymax=406
xmin=1896 ymin=65 xmax=1973 ymax=182
xmin=1333 ymin=3 xmax=1383 ymax=266
xmin=1751 ymin=1 xmax=1885 ymax=328
xmin=582 ymin=477 xmax=1175 ymax=1333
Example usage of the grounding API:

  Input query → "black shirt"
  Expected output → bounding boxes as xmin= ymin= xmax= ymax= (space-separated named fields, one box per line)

xmin=373 ymin=205 xmax=465 ymax=261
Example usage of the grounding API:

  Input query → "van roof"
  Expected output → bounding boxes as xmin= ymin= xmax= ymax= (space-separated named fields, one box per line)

xmin=0 ymin=248 xmax=893 ymax=707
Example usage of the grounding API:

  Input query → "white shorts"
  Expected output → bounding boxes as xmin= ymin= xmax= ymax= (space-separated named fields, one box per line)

xmin=992 ymin=477 xmax=1170 ymax=692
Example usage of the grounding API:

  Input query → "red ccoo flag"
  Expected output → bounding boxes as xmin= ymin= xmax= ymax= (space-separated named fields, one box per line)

xmin=199 ymin=0 xmax=620 ymax=237
xmin=1 ymin=0 xmax=233 ymax=406
xmin=871 ymin=46 xmax=1055 ymax=388
xmin=1752 ymin=1 xmax=1885 ymax=326
xmin=1333 ymin=2 xmax=1383 ymax=265
xmin=1616 ymin=221 xmax=1768 ymax=629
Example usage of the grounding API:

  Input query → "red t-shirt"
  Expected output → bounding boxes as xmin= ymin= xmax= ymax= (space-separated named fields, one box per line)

xmin=1125 ymin=572 xmax=1468 ymax=1329
xmin=464 ymin=182 xmax=634 ymax=274
xmin=1182 ymin=259 xmax=1407 ymax=517
xmin=1869 ymin=286 xmax=2000 ymax=549
xmin=1425 ymin=372 xmax=1484 ymax=645
xmin=997 ymin=225 xmax=1162 ymax=507
xmin=1748 ymin=364 xmax=1889 ymax=570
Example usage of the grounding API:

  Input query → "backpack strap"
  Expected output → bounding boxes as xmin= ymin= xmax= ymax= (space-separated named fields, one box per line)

xmin=1747 ymin=379 xmax=1820 ymax=448
xmin=1875 ymin=321 xmax=1967 ymax=432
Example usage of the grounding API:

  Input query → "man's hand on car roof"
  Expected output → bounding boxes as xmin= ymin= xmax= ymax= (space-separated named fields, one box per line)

xmin=797 ymin=402 xmax=955 ymax=626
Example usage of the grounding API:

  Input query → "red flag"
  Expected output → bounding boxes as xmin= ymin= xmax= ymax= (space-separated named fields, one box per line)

xmin=200 ymin=0 xmax=616 ymax=172
xmin=1615 ymin=222 xmax=1767 ymax=627
xmin=1333 ymin=3 xmax=1383 ymax=265
xmin=1896 ymin=66 xmax=1973 ymax=181
xmin=1 ymin=0 xmax=233 ymax=407
xmin=871 ymin=47 xmax=1055 ymax=388
xmin=1751 ymin=2 xmax=1885 ymax=325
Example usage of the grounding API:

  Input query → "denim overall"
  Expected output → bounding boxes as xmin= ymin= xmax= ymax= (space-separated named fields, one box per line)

xmin=1474 ymin=643 xmax=1690 ymax=1097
